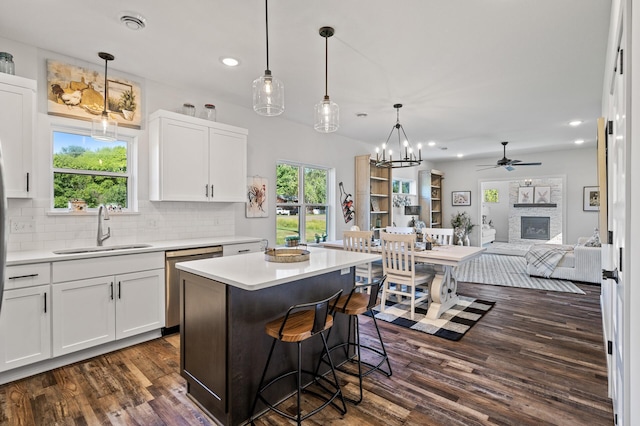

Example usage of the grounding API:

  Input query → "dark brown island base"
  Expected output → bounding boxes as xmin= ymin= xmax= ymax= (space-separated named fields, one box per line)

xmin=176 ymin=247 xmax=379 ymax=425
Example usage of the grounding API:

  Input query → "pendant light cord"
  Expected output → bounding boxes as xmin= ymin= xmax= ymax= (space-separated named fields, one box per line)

xmin=264 ymin=0 xmax=270 ymax=71
xmin=324 ymin=34 xmax=328 ymax=97
xmin=103 ymin=57 xmax=108 ymax=114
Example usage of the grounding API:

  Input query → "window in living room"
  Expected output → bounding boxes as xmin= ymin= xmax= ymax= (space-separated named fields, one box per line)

xmin=484 ymin=188 xmax=499 ymax=203
xmin=276 ymin=162 xmax=331 ymax=245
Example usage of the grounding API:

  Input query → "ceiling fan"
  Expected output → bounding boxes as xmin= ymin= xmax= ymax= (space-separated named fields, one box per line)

xmin=477 ymin=141 xmax=542 ymax=171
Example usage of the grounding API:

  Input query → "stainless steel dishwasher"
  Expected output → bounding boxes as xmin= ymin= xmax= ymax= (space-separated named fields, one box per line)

xmin=164 ymin=246 xmax=222 ymax=334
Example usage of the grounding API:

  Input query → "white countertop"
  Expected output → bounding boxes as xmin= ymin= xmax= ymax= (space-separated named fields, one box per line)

xmin=176 ymin=246 xmax=380 ymax=291
xmin=6 ymin=236 xmax=264 ymax=265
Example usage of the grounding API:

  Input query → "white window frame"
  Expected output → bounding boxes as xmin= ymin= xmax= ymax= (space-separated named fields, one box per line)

xmin=49 ymin=124 xmax=138 ymax=213
xmin=393 ymin=178 xmax=416 ymax=195
xmin=276 ymin=161 xmax=334 ymax=244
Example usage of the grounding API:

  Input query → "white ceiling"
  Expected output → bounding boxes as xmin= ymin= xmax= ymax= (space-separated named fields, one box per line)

xmin=0 ymin=0 xmax=612 ymax=162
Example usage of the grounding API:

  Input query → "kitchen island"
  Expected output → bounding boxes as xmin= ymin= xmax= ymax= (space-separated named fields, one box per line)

xmin=175 ymin=246 xmax=379 ymax=426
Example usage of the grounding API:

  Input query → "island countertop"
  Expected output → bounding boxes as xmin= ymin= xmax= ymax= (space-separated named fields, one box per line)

xmin=175 ymin=246 xmax=379 ymax=291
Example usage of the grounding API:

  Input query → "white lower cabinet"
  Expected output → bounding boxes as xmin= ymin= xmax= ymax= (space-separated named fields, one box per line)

xmin=52 ymin=269 xmax=164 ymax=357
xmin=0 ymin=284 xmax=51 ymax=372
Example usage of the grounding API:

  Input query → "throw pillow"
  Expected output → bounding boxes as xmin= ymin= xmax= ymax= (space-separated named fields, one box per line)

xmin=584 ymin=232 xmax=601 ymax=247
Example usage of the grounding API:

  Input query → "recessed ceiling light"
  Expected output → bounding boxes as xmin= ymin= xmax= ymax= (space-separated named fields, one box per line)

xmin=220 ymin=57 xmax=239 ymax=67
xmin=428 ymin=141 xmax=436 ymax=147
xmin=569 ymin=120 xmax=583 ymax=127
xmin=119 ymin=12 xmax=146 ymax=30
xmin=574 ymin=139 xmax=585 ymax=144
xmin=457 ymin=153 xmax=464 ymax=158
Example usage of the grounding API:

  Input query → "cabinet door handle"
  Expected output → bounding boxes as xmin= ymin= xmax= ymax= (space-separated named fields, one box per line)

xmin=26 ymin=172 xmax=30 ymax=192
xmin=118 ymin=281 xmax=121 ymax=299
xmin=110 ymin=282 xmax=114 ymax=300
xmin=44 ymin=292 xmax=47 ymax=313
xmin=210 ymin=185 xmax=214 ymax=198
xmin=8 ymin=273 xmax=38 ymax=280
xmin=205 ymin=184 xmax=209 ymax=198
xmin=238 ymin=249 xmax=250 ymax=253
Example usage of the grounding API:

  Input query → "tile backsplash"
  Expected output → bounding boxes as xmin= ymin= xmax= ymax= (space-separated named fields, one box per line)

xmin=6 ymin=198 xmax=236 ymax=252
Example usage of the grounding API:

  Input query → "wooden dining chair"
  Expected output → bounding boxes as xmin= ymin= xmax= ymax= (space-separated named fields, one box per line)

xmin=422 ymin=228 xmax=454 ymax=246
xmin=343 ymin=230 xmax=383 ymax=285
xmin=379 ymin=232 xmax=434 ymax=320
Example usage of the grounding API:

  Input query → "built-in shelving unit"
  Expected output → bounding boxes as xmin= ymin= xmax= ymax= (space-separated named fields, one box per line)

xmin=418 ymin=169 xmax=444 ymax=228
xmin=355 ymin=155 xmax=392 ymax=232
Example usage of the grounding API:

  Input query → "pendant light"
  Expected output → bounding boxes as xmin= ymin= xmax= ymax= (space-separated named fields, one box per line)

xmin=314 ymin=26 xmax=339 ymax=133
xmin=374 ymin=104 xmax=422 ymax=168
xmin=253 ymin=0 xmax=284 ymax=116
xmin=91 ymin=52 xmax=118 ymax=141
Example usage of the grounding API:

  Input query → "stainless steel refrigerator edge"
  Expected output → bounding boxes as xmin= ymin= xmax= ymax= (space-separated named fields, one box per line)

xmin=0 ymin=142 xmax=7 ymax=315
xmin=164 ymin=246 xmax=223 ymax=334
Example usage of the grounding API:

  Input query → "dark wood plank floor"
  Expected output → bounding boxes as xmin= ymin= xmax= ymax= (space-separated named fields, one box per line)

xmin=0 ymin=282 xmax=613 ymax=425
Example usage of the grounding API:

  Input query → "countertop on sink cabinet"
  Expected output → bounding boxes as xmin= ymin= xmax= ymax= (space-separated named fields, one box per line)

xmin=5 ymin=236 xmax=264 ymax=266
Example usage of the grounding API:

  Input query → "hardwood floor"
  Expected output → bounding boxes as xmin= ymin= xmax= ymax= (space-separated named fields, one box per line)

xmin=0 ymin=282 xmax=613 ymax=425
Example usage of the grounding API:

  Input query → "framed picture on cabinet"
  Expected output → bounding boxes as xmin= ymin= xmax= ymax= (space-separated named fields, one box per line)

xmin=583 ymin=186 xmax=600 ymax=211
xmin=452 ymin=190 xmax=471 ymax=206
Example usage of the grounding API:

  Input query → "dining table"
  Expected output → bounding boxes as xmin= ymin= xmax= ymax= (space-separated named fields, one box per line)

xmin=321 ymin=240 xmax=486 ymax=320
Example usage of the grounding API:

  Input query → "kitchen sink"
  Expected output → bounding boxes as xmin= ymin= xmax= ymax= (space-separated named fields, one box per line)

xmin=53 ymin=244 xmax=153 ymax=255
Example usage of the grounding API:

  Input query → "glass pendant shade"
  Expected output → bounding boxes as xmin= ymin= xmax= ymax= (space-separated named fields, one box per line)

xmin=92 ymin=112 xmax=118 ymax=141
xmin=91 ymin=52 xmax=117 ymax=142
xmin=253 ymin=70 xmax=284 ymax=116
xmin=314 ymin=96 xmax=339 ymax=133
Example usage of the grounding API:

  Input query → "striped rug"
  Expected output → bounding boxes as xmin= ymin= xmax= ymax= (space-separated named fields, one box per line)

xmin=455 ymin=253 xmax=585 ymax=294
xmin=371 ymin=294 xmax=494 ymax=341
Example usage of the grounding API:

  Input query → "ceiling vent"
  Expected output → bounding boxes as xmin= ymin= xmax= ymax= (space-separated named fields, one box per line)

xmin=119 ymin=13 xmax=146 ymax=30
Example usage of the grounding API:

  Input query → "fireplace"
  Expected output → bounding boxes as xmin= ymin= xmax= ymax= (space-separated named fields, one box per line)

xmin=521 ymin=216 xmax=550 ymax=240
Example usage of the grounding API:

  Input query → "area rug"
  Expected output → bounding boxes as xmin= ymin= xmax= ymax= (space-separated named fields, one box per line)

xmin=370 ymin=294 xmax=495 ymax=341
xmin=455 ymin=254 xmax=585 ymax=294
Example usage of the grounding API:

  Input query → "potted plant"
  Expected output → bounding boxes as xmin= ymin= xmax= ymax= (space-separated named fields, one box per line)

xmin=284 ymin=235 xmax=300 ymax=247
xmin=118 ymin=89 xmax=136 ymax=120
xmin=450 ymin=211 xmax=475 ymax=245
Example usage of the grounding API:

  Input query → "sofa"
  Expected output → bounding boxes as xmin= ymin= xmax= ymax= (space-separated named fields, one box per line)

xmin=525 ymin=237 xmax=601 ymax=284
xmin=481 ymin=224 xmax=496 ymax=245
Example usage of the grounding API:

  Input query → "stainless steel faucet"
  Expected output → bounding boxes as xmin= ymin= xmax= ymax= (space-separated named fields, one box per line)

xmin=97 ymin=204 xmax=111 ymax=246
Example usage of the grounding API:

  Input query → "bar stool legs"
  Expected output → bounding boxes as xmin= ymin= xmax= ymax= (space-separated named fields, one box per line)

xmin=318 ymin=278 xmax=392 ymax=405
xmin=250 ymin=290 xmax=347 ymax=425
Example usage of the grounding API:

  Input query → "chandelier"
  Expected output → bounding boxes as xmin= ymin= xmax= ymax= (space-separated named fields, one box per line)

xmin=374 ymin=104 xmax=422 ymax=168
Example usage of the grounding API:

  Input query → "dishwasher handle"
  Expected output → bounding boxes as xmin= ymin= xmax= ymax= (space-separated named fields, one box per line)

xmin=165 ymin=246 xmax=223 ymax=258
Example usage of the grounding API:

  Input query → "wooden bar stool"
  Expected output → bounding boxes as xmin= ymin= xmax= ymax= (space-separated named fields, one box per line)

xmin=318 ymin=276 xmax=392 ymax=404
xmin=250 ymin=290 xmax=347 ymax=425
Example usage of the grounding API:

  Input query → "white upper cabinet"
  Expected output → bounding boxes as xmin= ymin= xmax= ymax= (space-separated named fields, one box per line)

xmin=149 ymin=110 xmax=248 ymax=202
xmin=0 ymin=73 xmax=36 ymax=198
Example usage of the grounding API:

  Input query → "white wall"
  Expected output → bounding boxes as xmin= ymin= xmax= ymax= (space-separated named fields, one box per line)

xmin=3 ymin=37 xmax=374 ymax=251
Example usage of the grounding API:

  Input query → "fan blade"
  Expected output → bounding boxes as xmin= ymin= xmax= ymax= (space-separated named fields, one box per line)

xmin=476 ymin=164 xmax=498 ymax=167
xmin=512 ymin=162 xmax=542 ymax=166
xmin=476 ymin=165 xmax=499 ymax=171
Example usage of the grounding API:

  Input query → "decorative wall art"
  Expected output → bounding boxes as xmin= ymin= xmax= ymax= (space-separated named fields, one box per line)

xmin=246 ymin=176 xmax=268 ymax=217
xmin=517 ymin=186 xmax=534 ymax=204
xmin=534 ymin=186 xmax=551 ymax=204
xmin=339 ymin=182 xmax=354 ymax=223
xmin=452 ymin=191 xmax=471 ymax=206
xmin=46 ymin=59 xmax=142 ymax=129
xmin=583 ymin=186 xmax=600 ymax=211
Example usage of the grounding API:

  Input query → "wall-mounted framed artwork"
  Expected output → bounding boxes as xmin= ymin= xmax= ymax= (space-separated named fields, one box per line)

xmin=517 ymin=186 xmax=534 ymax=204
xmin=452 ymin=190 xmax=471 ymax=206
xmin=246 ymin=176 xmax=268 ymax=217
xmin=583 ymin=186 xmax=600 ymax=211
xmin=46 ymin=59 xmax=142 ymax=129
